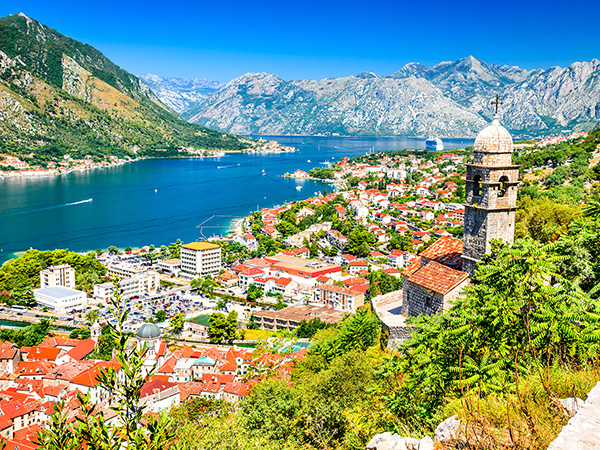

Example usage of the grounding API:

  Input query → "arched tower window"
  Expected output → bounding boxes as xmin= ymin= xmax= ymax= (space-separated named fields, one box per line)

xmin=473 ymin=175 xmax=482 ymax=197
xmin=498 ymin=176 xmax=509 ymax=197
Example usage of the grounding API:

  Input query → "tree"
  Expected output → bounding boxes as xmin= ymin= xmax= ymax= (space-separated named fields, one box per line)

xmin=69 ymin=328 xmax=91 ymax=340
xmin=155 ymin=310 xmax=167 ymax=323
xmin=108 ymin=246 xmax=119 ymax=255
xmin=389 ymin=235 xmax=413 ymax=251
xmin=76 ymin=271 xmax=101 ymax=296
xmin=296 ymin=318 xmax=333 ymax=339
xmin=149 ymin=244 xmax=156 ymax=252
xmin=95 ymin=249 xmax=103 ymax=256
xmin=84 ymin=309 xmax=100 ymax=326
xmin=169 ymin=239 xmax=183 ymax=259
xmin=124 ymin=246 xmax=132 ymax=253
xmin=207 ymin=312 xmax=237 ymax=343
xmin=247 ymin=284 xmax=263 ymax=302
xmin=273 ymin=298 xmax=286 ymax=311
xmin=169 ymin=314 xmax=186 ymax=334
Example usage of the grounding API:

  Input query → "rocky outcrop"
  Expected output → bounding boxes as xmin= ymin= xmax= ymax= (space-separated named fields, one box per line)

xmin=366 ymin=432 xmax=434 ymax=450
xmin=366 ymin=415 xmax=460 ymax=450
xmin=139 ymin=73 xmax=224 ymax=115
xmin=182 ymin=57 xmax=600 ymax=137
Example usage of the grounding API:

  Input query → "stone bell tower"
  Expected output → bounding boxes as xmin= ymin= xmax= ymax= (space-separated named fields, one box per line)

xmin=462 ymin=96 xmax=519 ymax=277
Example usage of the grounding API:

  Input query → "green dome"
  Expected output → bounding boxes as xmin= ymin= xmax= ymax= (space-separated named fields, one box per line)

xmin=136 ymin=323 xmax=161 ymax=339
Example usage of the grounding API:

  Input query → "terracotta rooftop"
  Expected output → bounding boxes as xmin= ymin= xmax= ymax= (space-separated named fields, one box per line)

xmin=408 ymin=261 xmax=469 ymax=295
xmin=419 ymin=237 xmax=463 ymax=269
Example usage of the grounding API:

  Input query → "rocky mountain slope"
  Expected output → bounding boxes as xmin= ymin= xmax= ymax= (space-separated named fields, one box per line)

xmin=185 ymin=56 xmax=600 ymax=137
xmin=0 ymin=14 xmax=245 ymax=156
xmin=139 ymin=73 xmax=223 ymax=116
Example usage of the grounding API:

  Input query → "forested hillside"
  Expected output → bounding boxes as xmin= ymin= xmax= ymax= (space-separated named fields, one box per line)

xmin=0 ymin=14 xmax=246 ymax=160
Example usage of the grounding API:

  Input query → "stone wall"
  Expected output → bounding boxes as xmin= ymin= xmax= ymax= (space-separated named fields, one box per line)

xmin=405 ymin=282 xmax=445 ymax=317
xmin=547 ymin=381 xmax=600 ymax=449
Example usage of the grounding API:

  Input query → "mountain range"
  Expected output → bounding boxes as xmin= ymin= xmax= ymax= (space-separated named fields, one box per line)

xmin=148 ymin=56 xmax=600 ymax=138
xmin=138 ymin=74 xmax=223 ymax=116
xmin=0 ymin=14 xmax=245 ymax=158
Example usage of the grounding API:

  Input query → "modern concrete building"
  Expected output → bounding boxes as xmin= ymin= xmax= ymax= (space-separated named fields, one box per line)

xmin=40 ymin=265 xmax=76 ymax=289
xmin=33 ymin=286 xmax=87 ymax=314
xmin=93 ymin=271 xmax=160 ymax=303
xmin=180 ymin=242 xmax=222 ymax=278
xmin=252 ymin=305 xmax=346 ymax=331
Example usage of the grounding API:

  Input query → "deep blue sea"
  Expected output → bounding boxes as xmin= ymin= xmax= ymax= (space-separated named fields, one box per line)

xmin=0 ymin=136 xmax=473 ymax=264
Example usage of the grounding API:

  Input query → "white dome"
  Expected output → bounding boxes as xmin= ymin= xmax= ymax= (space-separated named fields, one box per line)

xmin=474 ymin=116 xmax=513 ymax=153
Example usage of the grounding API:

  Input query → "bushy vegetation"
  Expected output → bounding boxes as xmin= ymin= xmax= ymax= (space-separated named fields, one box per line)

xmin=0 ymin=249 xmax=105 ymax=306
xmin=0 ymin=319 xmax=51 ymax=347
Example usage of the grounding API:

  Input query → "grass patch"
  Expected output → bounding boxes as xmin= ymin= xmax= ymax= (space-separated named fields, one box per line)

xmin=442 ymin=366 xmax=600 ymax=449
xmin=190 ymin=314 xmax=212 ymax=326
xmin=244 ymin=329 xmax=282 ymax=340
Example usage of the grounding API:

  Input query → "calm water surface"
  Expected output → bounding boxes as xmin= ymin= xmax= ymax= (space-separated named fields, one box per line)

xmin=0 ymin=136 xmax=473 ymax=263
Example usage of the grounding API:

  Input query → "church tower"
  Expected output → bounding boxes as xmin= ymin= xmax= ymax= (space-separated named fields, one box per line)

xmin=462 ymin=96 xmax=519 ymax=277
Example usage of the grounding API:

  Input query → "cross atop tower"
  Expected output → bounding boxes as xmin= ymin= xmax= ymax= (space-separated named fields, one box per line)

xmin=491 ymin=94 xmax=503 ymax=115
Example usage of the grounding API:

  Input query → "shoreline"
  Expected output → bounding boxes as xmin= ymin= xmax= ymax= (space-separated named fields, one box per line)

xmin=0 ymin=147 xmax=299 ymax=181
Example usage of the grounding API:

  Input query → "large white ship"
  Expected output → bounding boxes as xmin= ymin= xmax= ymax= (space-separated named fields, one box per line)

xmin=425 ymin=137 xmax=444 ymax=151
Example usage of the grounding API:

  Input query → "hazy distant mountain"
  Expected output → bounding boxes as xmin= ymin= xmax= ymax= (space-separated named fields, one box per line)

xmin=0 ymin=14 xmax=245 ymax=155
xmin=183 ymin=56 xmax=600 ymax=137
xmin=139 ymin=74 xmax=224 ymax=116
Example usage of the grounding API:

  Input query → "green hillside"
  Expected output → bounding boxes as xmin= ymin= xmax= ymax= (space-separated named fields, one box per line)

xmin=0 ymin=13 xmax=246 ymax=160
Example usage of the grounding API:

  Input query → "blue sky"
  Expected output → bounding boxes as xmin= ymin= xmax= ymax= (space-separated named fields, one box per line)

xmin=2 ymin=0 xmax=598 ymax=82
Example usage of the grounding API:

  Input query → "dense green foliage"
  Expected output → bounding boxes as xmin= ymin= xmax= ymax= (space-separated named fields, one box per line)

xmin=0 ymin=249 xmax=105 ymax=306
xmin=207 ymin=311 xmax=238 ymax=343
xmin=0 ymin=319 xmax=51 ymax=347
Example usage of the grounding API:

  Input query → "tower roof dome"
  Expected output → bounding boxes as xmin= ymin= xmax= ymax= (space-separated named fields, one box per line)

xmin=474 ymin=116 xmax=513 ymax=154
xmin=136 ymin=323 xmax=161 ymax=340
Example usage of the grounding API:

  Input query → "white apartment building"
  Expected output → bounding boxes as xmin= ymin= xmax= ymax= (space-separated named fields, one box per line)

xmin=106 ymin=263 xmax=145 ymax=278
xmin=180 ymin=242 xmax=221 ymax=278
xmin=93 ymin=271 xmax=160 ymax=303
xmin=33 ymin=286 xmax=87 ymax=314
xmin=40 ymin=265 xmax=76 ymax=289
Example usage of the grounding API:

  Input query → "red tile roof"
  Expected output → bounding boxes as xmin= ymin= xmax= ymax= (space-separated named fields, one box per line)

xmin=408 ymin=261 xmax=469 ymax=295
xmin=140 ymin=379 xmax=177 ymax=398
xmin=403 ymin=257 xmax=422 ymax=277
xmin=26 ymin=346 xmax=61 ymax=361
xmin=65 ymin=339 xmax=95 ymax=361
xmin=70 ymin=360 xmax=121 ymax=387
xmin=419 ymin=237 xmax=463 ymax=269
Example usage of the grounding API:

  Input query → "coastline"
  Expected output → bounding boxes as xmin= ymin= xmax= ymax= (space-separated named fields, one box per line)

xmin=0 ymin=144 xmax=299 ymax=180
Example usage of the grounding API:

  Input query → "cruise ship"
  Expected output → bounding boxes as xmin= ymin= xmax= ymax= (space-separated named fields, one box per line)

xmin=425 ymin=137 xmax=444 ymax=151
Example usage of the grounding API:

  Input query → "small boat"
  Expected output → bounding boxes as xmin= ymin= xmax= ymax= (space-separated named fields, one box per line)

xmin=296 ymin=186 xmax=303 ymax=191
xmin=262 ymin=172 xmax=266 ymax=176
xmin=155 ymin=189 xmax=157 ymax=193
xmin=307 ymin=159 xmax=311 ymax=163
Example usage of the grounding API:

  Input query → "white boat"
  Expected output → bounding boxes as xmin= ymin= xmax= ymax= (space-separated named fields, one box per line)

xmin=296 ymin=186 xmax=303 ymax=191
xmin=425 ymin=137 xmax=444 ymax=151
xmin=307 ymin=159 xmax=311 ymax=163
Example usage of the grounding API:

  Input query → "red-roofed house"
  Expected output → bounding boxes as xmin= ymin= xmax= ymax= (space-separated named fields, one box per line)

xmin=239 ymin=267 xmax=265 ymax=290
xmin=140 ymin=379 xmax=180 ymax=413
xmin=403 ymin=261 xmax=469 ymax=317
xmin=348 ymin=260 xmax=368 ymax=275
xmin=314 ymin=284 xmax=364 ymax=311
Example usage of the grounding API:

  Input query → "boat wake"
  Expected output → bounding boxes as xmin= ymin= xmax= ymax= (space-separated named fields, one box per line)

xmin=64 ymin=198 xmax=93 ymax=207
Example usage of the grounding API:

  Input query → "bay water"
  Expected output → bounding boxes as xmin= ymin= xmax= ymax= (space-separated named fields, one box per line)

xmin=0 ymin=136 xmax=473 ymax=263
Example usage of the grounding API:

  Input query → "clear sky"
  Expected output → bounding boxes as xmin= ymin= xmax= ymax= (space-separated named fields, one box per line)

xmin=1 ymin=0 xmax=598 ymax=83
